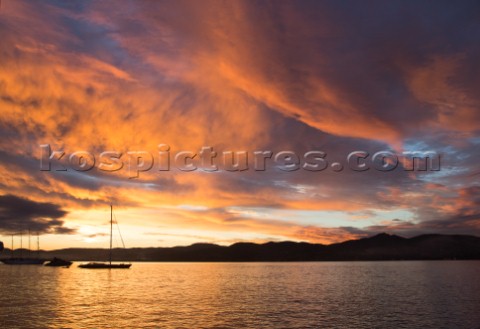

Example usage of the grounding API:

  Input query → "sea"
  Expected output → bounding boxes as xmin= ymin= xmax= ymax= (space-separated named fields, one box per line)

xmin=1 ymin=261 xmax=479 ymax=328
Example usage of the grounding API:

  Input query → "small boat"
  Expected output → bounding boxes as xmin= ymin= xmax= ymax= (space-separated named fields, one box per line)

xmin=44 ymin=257 xmax=72 ymax=268
xmin=79 ymin=204 xmax=132 ymax=270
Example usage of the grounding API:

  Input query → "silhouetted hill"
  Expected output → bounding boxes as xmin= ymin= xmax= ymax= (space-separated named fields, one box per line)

xmin=2 ymin=233 xmax=480 ymax=262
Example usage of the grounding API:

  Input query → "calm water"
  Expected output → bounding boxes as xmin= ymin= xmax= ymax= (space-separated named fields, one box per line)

xmin=0 ymin=261 xmax=480 ymax=328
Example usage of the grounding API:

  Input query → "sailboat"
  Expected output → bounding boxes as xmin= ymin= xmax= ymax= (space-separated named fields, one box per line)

xmin=79 ymin=204 xmax=131 ymax=269
xmin=1 ymin=233 xmax=45 ymax=265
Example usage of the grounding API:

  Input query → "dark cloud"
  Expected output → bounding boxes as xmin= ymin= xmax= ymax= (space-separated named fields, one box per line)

xmin=0 ymin=194 xmax=73 ymax=234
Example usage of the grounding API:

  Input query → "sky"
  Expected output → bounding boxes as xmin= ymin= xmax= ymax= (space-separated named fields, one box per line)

xmin=0 ymin=0 xmax=479 ymax=250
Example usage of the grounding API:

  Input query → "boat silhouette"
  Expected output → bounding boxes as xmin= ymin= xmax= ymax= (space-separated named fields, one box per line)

xmin=2 ymin=258 xmax=45 ymax=265
xmin=79 ymin=204 xmax=131 ymax=269
xmin=1 ymin=233 xmax=45 ymax=265
xmin=44 ymin=257 xmax=73 ymax=268
xmin=79 ymin=262 xmax=131 ymax=269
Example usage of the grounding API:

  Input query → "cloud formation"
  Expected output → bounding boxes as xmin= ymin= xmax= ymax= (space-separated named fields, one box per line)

xmin=0 ymin=194 xmax=72 ymax=234
xmin=0 ymin=0 xmax=479 ymax=247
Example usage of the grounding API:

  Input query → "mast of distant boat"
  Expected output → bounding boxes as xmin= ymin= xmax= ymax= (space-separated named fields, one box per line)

xmin=20 ymin=233 xmax=23 ymax=258
xmin=109 ymin=204 xmax=113 ymax=266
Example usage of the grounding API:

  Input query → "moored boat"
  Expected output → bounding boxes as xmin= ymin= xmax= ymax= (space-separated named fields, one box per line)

xmin=1 ymin=258 xmax=45 ymax=265
xmin=78 ymin=262 xmax=131 ymax=269
xmin=44 ymin=257 xmax=73 ymax=268
xmin=79 ymin=204 xmax=132 ymax=270
xmin=1 ymin=233 xmax=45 ymax=265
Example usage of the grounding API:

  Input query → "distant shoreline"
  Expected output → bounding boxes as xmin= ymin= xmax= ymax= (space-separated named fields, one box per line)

xmin=2 ymin=233 xmax=480 ymax=262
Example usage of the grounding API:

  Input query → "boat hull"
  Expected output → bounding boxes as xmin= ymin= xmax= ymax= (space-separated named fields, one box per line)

xmin=78 ymin=262 xmax=131 ymax=269
xmin=44 ymin=258 xmax=73 ymax=268
xmin=1 ymin=258 xmax=45 ymax=265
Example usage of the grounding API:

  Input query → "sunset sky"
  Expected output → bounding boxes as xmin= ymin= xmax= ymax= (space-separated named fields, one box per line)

xmin=0 ymin=0 xmax=479 ymax=250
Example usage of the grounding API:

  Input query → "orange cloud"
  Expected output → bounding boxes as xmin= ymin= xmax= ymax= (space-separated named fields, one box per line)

xmin=0 ymin=1 xmax=479 ymax=248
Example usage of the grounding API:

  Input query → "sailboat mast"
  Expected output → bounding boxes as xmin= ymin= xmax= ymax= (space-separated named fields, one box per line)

xmin=109 ymin=204 xmax=113 ymax=266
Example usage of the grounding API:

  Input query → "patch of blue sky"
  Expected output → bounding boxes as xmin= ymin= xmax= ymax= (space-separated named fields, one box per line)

xmin=224 ymin=206 xmax=414 ymax=228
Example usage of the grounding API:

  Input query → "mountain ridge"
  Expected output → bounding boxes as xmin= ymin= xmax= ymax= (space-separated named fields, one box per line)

xmin=2 ymin=233 xmax=480 ymax=262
